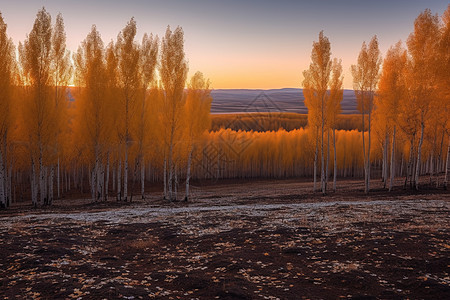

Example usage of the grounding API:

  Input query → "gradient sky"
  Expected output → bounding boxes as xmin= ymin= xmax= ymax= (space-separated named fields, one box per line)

xmin=0 ymin=0 xmax=447 ymax=89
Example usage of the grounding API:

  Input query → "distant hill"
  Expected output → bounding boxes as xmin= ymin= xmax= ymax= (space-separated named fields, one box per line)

xmin=210 ymin=88 xmax=358 ymax=115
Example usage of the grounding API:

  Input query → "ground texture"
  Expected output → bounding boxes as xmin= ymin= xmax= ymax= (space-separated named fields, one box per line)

xmin=1 ymin=179 xmax=449 ymax=299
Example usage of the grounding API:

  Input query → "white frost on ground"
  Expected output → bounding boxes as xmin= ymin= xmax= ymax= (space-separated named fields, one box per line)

xmin=0 ymin=199 xmax=448 ymax=233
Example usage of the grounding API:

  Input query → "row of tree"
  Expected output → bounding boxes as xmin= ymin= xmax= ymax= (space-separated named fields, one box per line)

xmin=187 ymin=127 xmax=446 ymax=183
xmin=303 ymin=6 xmax=450 ymax=194
xmin=0 ymin=6 xmax=448 ymax=207
xmin=0 ymin=8 xmax=212 ymax=207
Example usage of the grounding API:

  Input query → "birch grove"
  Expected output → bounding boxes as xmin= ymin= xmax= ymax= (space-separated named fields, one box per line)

xmin=0 ymin=6 xmax=448 ymax=208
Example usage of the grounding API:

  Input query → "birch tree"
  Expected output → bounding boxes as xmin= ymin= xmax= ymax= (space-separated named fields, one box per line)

xmin=377 ymin=42 xmax=407 ymax=191
xmin=160 ymin=26 xmax=188 ymax=201
xmin=407 ymin=9 xmax=440 ymax=190
xmin=134 ymin=33 xmax=158 ymax=200
xmin=105 ymin=41 xmax=120 ymax=200
xmin=303 ymin=72 xmax=320 ymax=191
xmin=116 ymin=18 xmax=140 ymax=202
xmin=51 ymin=13 xmax=72 ymax=203
xmin=328 ymin=59 xmax=343 ymax=191
xmin=440 ymin=6 xmax=450 ymax=188
xmin=184 ymin=72 xmax=212 ymax=201
xmin=302 ymin=31 xmax=332 ymax=195
xmin=73 ymin=25 xmax=109 ymax=201
xmin=19 ymin=8 xmax=53 ymax=206
xmin=0 ymin=12 xmax=16 ymax=208
xmin=351 ymin=36 xmax=381 ymax=194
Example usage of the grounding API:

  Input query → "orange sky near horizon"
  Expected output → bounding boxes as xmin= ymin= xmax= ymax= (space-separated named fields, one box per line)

xmin=1 ymin=0 xmax=448 ymax=90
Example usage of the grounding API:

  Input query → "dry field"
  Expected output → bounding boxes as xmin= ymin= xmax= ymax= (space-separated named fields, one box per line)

xmin=1 ymin=178 xmax=449 ymax=299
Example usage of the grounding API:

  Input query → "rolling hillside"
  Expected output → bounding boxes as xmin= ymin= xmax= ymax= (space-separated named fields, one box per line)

xmin=210 ymin=88 xmax=358 ymax=114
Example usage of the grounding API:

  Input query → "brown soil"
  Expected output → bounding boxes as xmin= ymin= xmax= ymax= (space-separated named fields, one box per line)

xmin=1 ymin=178 xmax=449 ymax=299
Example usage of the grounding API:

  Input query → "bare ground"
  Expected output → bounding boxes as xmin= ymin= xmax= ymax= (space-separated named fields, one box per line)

xmin=0 ymin=178 xmax=449 ymax=299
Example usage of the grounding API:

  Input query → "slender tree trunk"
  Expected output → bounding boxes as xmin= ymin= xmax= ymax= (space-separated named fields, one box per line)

xmin=43 ymin=167 xmax=48 ymax=205
xmin=99 ymin=163 xmax=104 ymax=201
xmin=117 ymin=157 xmax=122 ymax=201
xmin=0 ymin=150 xmax=5 ymax=208
xmin=444 ymin=135 xmax=450 ymax=190
xmin=168 ymin=142 xmax=174 ymax=201
xmin=124 ymin=147 xmax=128 ymax=202
xmin=361 ymin=102 xmax=367 ymax=193
xmin=313 ymin=140 xmax=318 ymax=192
xmin=174 ymin=164 xmax=178 ymax=201
xmin=31 ymin=158 xmax=37 ymax=207
xmin=367 ymin=110 xmax=371 ymax=194
xmin=389 ymin=126 xmax=396 ymax=191
xmin=112 ymin=165 xmax=116 ymax=192
xmin=185 ymin=149 xmax=193 ymax=201
xmin=382 ymin=131 xmax=388 ymax=188
xmin=7 ymin=166 xmax=11 ymax=207
xmin=436 ymin=131 xmax=445 ymax=187
xmin=57 ymin=156 xmax=60 ymax=199
xmin=91 ymin=164 xmax=96 ymax=201
xmin=429 ymin=153 xmax=434 ymax=185
xmin=105 ymin=154 xmax=110 ymax=201
xmin=49 ymin=165 xmax=54 ymax=205
xmin=80 ymin=165 xmax=84 ymax=194
xmin=326 ymin=129 xmax=330 ymax=191
xmin=333 ymin=128 xmax=337 ymax=192
xmin=405 ymin=137 xmax=414 ymax=188
xmin=39 ymin=144 xmax=44 ymax=206
xmin=400 ymin=153 xmax=404 ymax=177
xmin=321 ymin=95 xmax=325 ymax=195
xmin=164 ymin=154 xmax=167 ymax=200
xmin=141 ymin=161 xmax=145 ymax=200
xmin=415 ymin=122 xmax=425 ymax=190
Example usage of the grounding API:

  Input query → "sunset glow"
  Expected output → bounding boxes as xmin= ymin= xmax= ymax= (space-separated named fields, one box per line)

xmin=1 ymin=0 xmax=447 ymax=89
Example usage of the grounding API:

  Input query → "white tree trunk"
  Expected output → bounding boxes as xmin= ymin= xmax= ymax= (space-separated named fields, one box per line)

xmin=0 ymin=151 xmax=5 ymax=208
xmin=444 ymin=135 xmax=450 ymax=189
xmin=91 ymin=165 xmax=96 ymax=201
xmin=389 ymin=126 xmax=396 ymax=191
xmin=43 ymin=167 xmax=48 ymax=205
xmin=313 ymin=142 xmax=318 ymax=192
xmin=174 ymin=164 xmax=178 ymax=201
xmin=49 ymin=166 xmax=54 ymax=205
xmin=168 ymin=143 xmax=174 ymax=201
xmin=112 ymin=165 xmax=115 ymax=193
xmin=105 ymin=155 xmax=110 ymax=201
xmin=99 ymin=163 xmax=104 ymax=200
xmin=141 ymin=161 xmax=145 ymax=200
xmin=383 ymin=131 xmax=389 ymax=188
xmin=333 ymin=128 xmax=337 ymax=192
xmin=39 ymin=145 xmax=44 ymax=206
xmin=163 ymin=155 xmax=167 ymax=199
xmin=57 ymin=157 xmax=60 ymax=199
xmin=124 ymin=148 xmax=128 ymax=202
xmin=367 ymin=110 xmax=371 ymax=193
xmin=361 ymin=96 xmax=367 ymax=194
xmin=80 ymin=166 xmax=84 ymax=194
xmin=321 ymin=95 xmax=325 ymax=195
xmin=68 ymin=168 xmax=71 ymax=191
xmin=31 ymin=159 xmax=37 ymax=207
xmin=415 ymin=122 xmax=425 ymax=190
xmin=117 ymin=158 xmax=122 ymax=201
xmin=326 ymin=129 xmax=330 ymax=192
xmin=7 ymin=166 xmax=11 ymax=206
xmin=185 ymin=149 xmax=193 ymax=201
